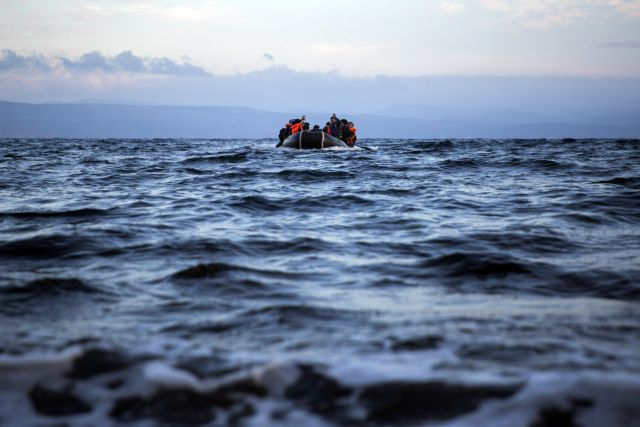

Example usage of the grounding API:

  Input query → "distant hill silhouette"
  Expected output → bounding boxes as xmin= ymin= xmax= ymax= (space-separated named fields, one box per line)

xmin=1 ymin=100 xmax=638 ymax=138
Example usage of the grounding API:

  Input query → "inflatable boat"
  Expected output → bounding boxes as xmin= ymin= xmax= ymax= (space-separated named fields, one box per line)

xmin=279 ymin=131 xmax=348 ymax=149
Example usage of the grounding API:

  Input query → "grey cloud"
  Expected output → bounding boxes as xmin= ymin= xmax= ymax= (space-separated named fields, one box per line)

xmin=62 ymin=51 xmax=210 ymax=76
xmin=0 ymin=49 xmax=51 ymax=72
xmin=599 ymin=41 xmax=640 ymax=49
xmin=263 ymin=53 xmax=275 ymax=61
xmin=0 ymin=49 xmax=211 ymax=76
xmin=146 ymin=57 xmax=210 ymax=76
xmin=61 ymin=51 xmax=117 ymax=72
xmin=112 ymin=51 xmax=146 ymax=73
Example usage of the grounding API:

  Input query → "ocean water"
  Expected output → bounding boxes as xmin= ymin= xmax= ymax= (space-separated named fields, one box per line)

xmin=1 ymin=138 xmax=639 ymax=427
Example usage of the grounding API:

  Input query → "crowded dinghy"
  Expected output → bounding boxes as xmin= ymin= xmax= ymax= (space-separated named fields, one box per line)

xmin=280 ymin=130 xmax=348 ymax=149
xmin=277 ymin=113 xmax=357 ymax=149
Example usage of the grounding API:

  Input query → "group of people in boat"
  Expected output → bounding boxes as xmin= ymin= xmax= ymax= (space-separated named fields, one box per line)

xmin=278 ymin=113 xmax=357 ymax=147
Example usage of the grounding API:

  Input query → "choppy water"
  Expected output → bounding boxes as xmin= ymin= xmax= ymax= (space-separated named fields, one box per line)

xmin=1 ymin=138 xmax=639 ymax=427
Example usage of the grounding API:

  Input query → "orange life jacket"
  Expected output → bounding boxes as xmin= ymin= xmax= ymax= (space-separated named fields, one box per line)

xmin=290 ymin=122 xmax=302 ymax=134
xmin=347 ymin=127 xmax=357 ymax=145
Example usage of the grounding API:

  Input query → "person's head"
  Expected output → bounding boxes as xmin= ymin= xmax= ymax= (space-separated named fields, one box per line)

xmin=325 ymin=122 xmax=330 ymax=127
xmin=349 ymin=122 xmax=354 ymax=127
xmin=302 ymin=122 xmax=310 ymax=130
xmin=341 ymin=119 xmax=348 ymax=125
xmin=313 ymin=124 xmax=320 ymax=130
xmin=285 ymin=123 xmax=291 ymax=128
xmin=330 ymin=116 xmax=337 ymax=123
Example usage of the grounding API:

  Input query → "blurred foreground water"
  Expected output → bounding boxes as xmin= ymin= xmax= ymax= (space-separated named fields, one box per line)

xmin=1 ymin=138 xmax=639 ymax=426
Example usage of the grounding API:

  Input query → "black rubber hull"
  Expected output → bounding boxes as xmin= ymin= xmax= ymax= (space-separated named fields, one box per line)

xmin=281 ymin=131 xmax=348 ymax=149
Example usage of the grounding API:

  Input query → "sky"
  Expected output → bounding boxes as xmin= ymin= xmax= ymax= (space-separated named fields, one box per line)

xmin=1 ymin=0 xmax=640 ymax=77
xmin=1 ymin=0 xmax=640 ymax=126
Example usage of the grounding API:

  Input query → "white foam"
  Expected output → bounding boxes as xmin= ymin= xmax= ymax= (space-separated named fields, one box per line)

xmin=252 ymin=361 xmax=301 ymax=397
xmin=440 ymin=371 xmax=640 ymax=427
xmin=143 ymin=361 xmax=202 ymax=391
xmin=245 ymin=399 xmax=334 ymax=427
xmin=0 ymin=347 xmax=80 ymax=390
xmin=2 ymin=347 xmax=639 ymax=427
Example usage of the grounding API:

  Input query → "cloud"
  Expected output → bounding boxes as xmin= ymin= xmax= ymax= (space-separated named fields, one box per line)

xmin=477 ymin=0 xmax=589 ymax=28
xmin=607 ymin=0 xmax=640 ymax=18
xmin=599 ymin=41 xmax=640 ymax=49
xmin=0 ymin=49 xmax=51 ymax=72
xmin=0 ymin=50 xmax=210 ymax=76
xmin=61 ymin=51 xmax=118 ymax=72
xmin=263 ymin=53 xmax=275 ymax=61
xmin=477 ymin=0 xmax=640 ymax=29
xmin=113 ymin=51 xmax=146 ymax=73
xmin=440 ymin=2 xmax=466 ymax=14
xmin=114 ymin=2 xmax=228 ymax=23
xmin=145 ymin=57 xmax=210 ymax=76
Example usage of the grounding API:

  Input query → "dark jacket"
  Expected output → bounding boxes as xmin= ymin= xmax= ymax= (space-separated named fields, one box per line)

xmin=340 ymin=124 xmax=351 ymax=143
xmin=330 ymin=122 xmax=342 ymax=139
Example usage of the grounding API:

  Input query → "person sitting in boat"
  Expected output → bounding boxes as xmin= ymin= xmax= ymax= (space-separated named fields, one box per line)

xmin=329 ymin=114 xmax=342 ymax=139
xmin=288 ymin=115 xmax=305 ymax=135
xmin=278 ymin=123 xmax=290 ymax=144
xmin=347 ymin=121 xmax=357 ymax=147
xmin=322 ymin=122 xmax=331 ymax=133
xmin=276 ymin=115 xmax=306 ymax=147
xmin=302 ymin=122 xmax=310 ymax=131
xmin=311 ymin=125 xmax=322 ymax=132
xmin=339 ymin=119 xmax=352 ymax=144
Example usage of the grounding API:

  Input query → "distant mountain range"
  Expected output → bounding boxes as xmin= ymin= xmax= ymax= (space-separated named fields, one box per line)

xmin=1 ymin=100 xmax=638 ymax=138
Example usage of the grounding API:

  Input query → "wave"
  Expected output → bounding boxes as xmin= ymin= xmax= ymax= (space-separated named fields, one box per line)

xmin=412 ymin=140 xmax=455 ymax=151
xmin=562 ymin=212 xmax=611 ymax=225
xmin=417 ymin=250 xmax=640 ymax=300
xmin=235 ymin=236 xmax=333 ymax=256
xmin=162 ymin=304 xmax=362 ymax=338
xmin=274 ymin=169 xmax=354 ymax=180
xmin=0 ymin=346 xmax=639 ymax=427
xmin=358 ymin=379 xmax=520 ymax=425
xmin=526 ymin=159 xmax=572 ymax=170
xmin=439 ymin=158 xmax=489 ymax=169
xmin=182 ymin=167 xmax=209 ymax=175
xmin=242 ymin=304 xmax=362 ymax=325
xmin=80 ymin=157 xmax=112 ymax=165
xmin=172 ymin=262 xmax=301 ymax=284
xmin=151 ymin=236 xmax=335 ymax=259
xmin=68 ymin=348 xmax=137 ymax=379
xmin=597 ymin=176 xmax=640 ymax=188
xmin=564 ymin=194 xmax=640 ymax=224
xmin=0 ymin=351 xmax=529 ymax=427
xmin=0 ymin=234 xmax=103 ymax=259
xmin=182 ymin=153 xmax=249 ymax=164
xmin=388 ymin=335 xmax=444 ymax=351
xmin=1 ymin=277 xmax=99 ymax=298
xmin=548 ymin=270 xmax=640 ymax=301
xmin=421 ymin=252 xmax=533 ymax=278
xmin=229 ymin=194 xmax=375 ymax=212
xmin=228 ymin=195 xmax=285 ymax=212
xmin=172 ymin=262 xmax=253 ymax=279
xmin=467 ymin=231 xmax=577 ymax=253
xmin=0 ymin=208 xmax=112 ymax=219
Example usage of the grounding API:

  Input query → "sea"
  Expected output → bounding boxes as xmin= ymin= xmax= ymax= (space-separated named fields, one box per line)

xmin=1 ymin=138 xmax=639 ymax=427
